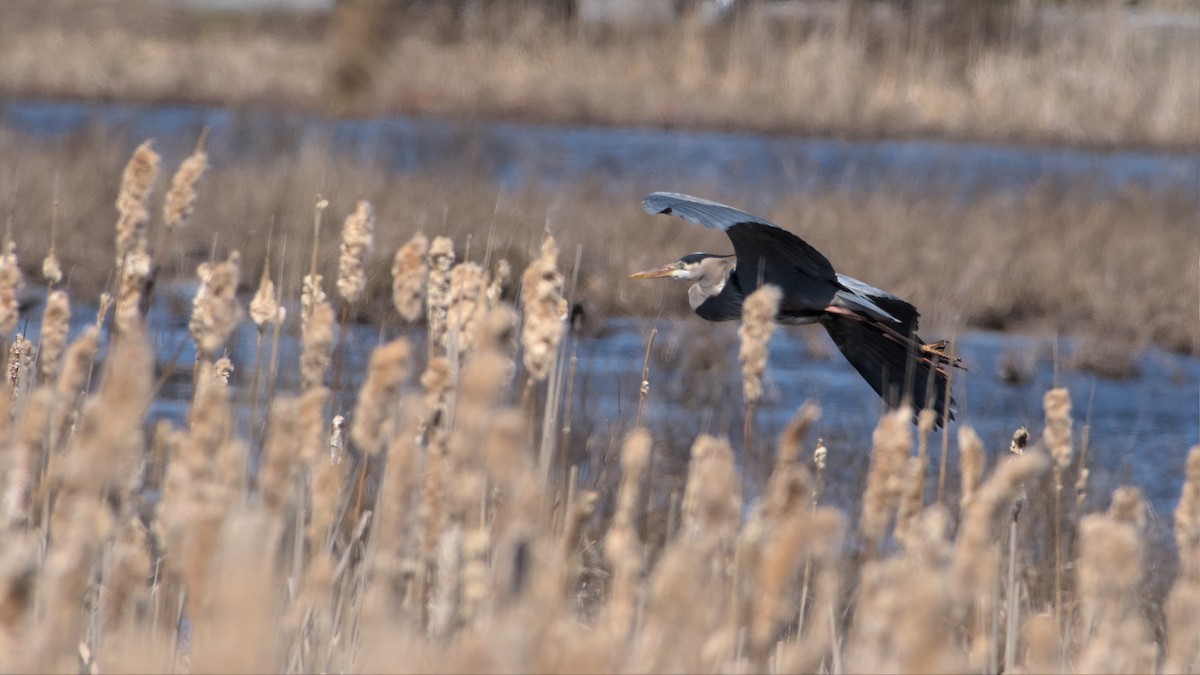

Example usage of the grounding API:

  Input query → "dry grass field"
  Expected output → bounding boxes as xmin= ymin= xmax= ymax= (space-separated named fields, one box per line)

xmin=2 ymin=129 xmax=1196 ymax=356
xmin=2 ymin=0 xmax=1198 ymax=149
xmin=0 ymin=138 xmax=1196 ymax=674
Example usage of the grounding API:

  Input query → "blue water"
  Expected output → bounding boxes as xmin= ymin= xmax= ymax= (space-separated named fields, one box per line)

xmin=4 ymin=99 xmax=1197 ymax=203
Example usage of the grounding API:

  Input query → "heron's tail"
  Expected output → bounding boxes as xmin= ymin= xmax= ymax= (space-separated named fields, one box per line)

xmin=820 ymin=314 xmax=960 ymax=429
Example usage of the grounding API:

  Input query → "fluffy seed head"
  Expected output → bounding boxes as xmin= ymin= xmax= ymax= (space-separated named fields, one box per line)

xmin=337 ymin=199 xmax=374 ymax=303
xmin=115 ymin=140 xmax=160 ymax=265
xmin=426 ymin=236 xmax=456 ymax=349
xmin=188 ymin=252 xmax=243 ymax=358
xmin=41 ymin=251 xmax=62 ymax=286
xmin=738 ymin=285 xmax=781 ymax=406
xmin=391 ymin=232 xmax=428 ymax=323
xmin=38 ymin=290 xmax=71 ymax=384
xmin=162 ymin=142 xmax=208 ymax=229
xmin=1043 ymin=387 xmax=1073 ymax=474
xmin=519 ymin=236 xmax=567 ymax=381
xmin=0 ymin=241 xmax=24 ymax=336
xmin=350 ymin=339 xmax=410 ymax=455
xmin=249 ymin=264 xmax=284 ymax=329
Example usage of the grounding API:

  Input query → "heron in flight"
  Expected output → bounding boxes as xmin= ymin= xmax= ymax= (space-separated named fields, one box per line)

xmin=630 ymin=192 xmax=963 ymax=427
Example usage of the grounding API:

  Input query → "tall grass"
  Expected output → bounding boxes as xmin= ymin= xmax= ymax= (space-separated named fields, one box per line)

xmin=0 ymin=139 xmax=1195 ymax=673
xmin=2 ymin=130 xmax=1196 ymax=357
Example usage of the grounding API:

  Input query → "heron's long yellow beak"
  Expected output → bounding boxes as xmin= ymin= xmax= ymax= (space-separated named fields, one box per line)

xmin=629 ymin=265 xmax=675 ymax=280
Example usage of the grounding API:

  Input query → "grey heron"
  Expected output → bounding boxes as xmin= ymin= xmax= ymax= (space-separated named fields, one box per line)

xmin=630 ymin=192 xmax=963 ymax=427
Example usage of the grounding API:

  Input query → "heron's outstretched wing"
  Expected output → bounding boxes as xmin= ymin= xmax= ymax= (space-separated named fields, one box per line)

xmin=833 ymin=274 xmax=921 ymax=335
xmin=820 ymin=314 xmax=956 ymax=429
xmin=642 ymin=192 xmax=837 ymax=310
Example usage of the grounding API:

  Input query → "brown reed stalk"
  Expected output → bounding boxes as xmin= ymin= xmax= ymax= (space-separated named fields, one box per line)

xmin=1043 ymin=387 xmax=1072 ymax=639
xmin=392 ymin=232 xmax=429 ymax=324
xmin=605 ymin=427 xmax=650 ymax=638
xmin=861 ymin=404 xmax=912 ymax=550
xmin=738 ymin=285 xmax=781 ymax=492
xmin=162 ymin=133 xmax=208 ymax=231
xmin=0 ymin=241 xmax=23 ymax=337
xmin=634 ymin=327 xmax=657 ymax=429
xmin=42 ymin=181 xmax=62 ymax=286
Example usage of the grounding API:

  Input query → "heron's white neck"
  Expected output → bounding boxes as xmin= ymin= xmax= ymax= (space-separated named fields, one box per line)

xmin=687 ymin=256 xmax=735 ymax=310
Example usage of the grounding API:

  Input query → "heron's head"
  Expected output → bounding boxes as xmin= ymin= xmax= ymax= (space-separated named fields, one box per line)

xmin=629 ymin=253 xmax=733 ymax=282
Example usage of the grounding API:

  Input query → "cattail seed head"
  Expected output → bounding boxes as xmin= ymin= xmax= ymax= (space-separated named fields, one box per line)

xmin=0 ymin=241 xmax=24 ymax=336
xmin=391 ymin=232 xmax=428 ymax=324
xmin=212 ymin=357 xmax=234 ymax=385
xmin=738 ymin=285 xmax=781 ymax=406
xmin=444 ymin=262 xmax=485 ymax=354
xmin=249 ymin=263 xmax=284 ymax=329
xmin=41 ymin=251 xmax=62 ymax=286
xmin=114 ymin=244 xmax=153 ymax=335
xmin=162 ymin=141 xmax=208 ymax=230
xmin=301 ymin=300 xmax=336 ymax=391
xmin=1043 ymin=387 xmax=1073 ymax=475
xmin=350 ymin=339 xmax=410 ymax=455
xmin=862 ymin=405 xmax=912 ymax=543
xmin=958 ymin=425 xmax=985 ymax=509
xmin=7 ymin=335 xmax=33 ymax=398
xmin=38 ymin=290 xmax=70 ymax=384
xmin=188 ymin=252 xmax=242 ymax=359
xmin=519 ymin=236 xmax=567 ymax=381
xmin=115 ymin=140 xmax=160 ymax=265
xmin=426 ymin=236 xmax=456 ymax=348
xmin=301 ymin=273 xmax=327 ymax=321
xmin=336 ymin=199 xmax=374 ymax=304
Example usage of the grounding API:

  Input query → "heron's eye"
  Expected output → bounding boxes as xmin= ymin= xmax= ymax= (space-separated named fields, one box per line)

xmin=675 ymin=261 xmax=685 ymax=269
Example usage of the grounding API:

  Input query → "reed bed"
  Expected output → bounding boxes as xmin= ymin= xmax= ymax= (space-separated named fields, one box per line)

xmin=2 ymin=129 xmax=1197 ymax=359
xmin=2 ymin=0 xmax=1198 ymax=149
xmin=0 ymin=139 xmax=1195 ymax=674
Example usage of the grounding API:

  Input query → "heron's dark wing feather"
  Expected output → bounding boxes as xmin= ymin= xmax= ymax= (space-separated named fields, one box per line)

xmin=820 ymin=314 xmax=955 ymax=429
xmin=834 ymin=274 xmax=921 ymax=335
xmin=643 ymin=192 xmax=838 ymax=310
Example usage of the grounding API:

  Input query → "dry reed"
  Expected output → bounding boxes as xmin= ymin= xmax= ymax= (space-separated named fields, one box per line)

xmin=426 ymin=236 xmax=455 ymax=351
xmin=189 ymin=251 xmax=243 ymax=359
xmin=36 ymin=289 xmax=69 ymax=383
xmin=519 ymin=235 xmax=566 ymax=382
xmin=336 ymin=199 xmax=374 ymax=304
xmin=0 ymin=165 xmax=1192 ymax=673
xmin=0 ymin=241 xmax=23 ymax=337
xmin=737 ymin=285 xmax=781 ymax=407
xmin=391 ymin=232 xmax=429 ymax=324
xmin=249 ymin=262 xmax=285 ymax=330
xmin=162 ymin=136 xmax=208 ymax=230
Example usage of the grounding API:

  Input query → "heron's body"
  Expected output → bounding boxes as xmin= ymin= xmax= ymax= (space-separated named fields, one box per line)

xmin=632 ymin=192 xmax=962 ymax=427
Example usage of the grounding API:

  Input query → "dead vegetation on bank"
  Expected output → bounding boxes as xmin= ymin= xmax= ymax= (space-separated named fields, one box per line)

xmin=1 ymin=0 xmax=1198 ymax=149
xmin=0 ymin=139 xmax=1196 ymax=674
xmin=2 ymin=130 xmax=1196 ymax=355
